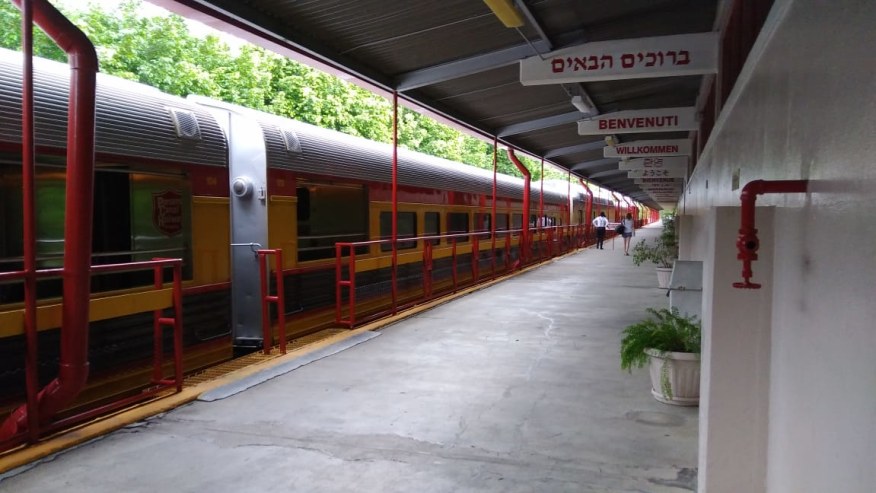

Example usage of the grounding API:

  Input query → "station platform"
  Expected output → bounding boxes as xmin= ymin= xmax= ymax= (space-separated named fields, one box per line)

xmin=0 ymin=223 xmax=697 ymax=492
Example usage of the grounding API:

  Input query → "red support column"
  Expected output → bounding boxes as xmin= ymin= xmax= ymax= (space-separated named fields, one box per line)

xmin=391 ymin=91 xmax=398 ymax=314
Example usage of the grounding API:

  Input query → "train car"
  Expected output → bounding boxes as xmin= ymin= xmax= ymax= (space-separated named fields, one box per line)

xmin=0 ymin=48 xmax=595 ymax=422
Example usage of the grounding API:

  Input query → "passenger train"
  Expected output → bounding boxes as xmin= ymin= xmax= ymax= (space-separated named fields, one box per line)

xmin=0 ymin=49 xmax=620 ymax=421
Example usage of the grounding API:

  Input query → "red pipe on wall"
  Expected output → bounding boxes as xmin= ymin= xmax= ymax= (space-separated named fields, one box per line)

xmin=507 ymin=149 xmax=530 ymax=264
xmin=0 ymin=0 xmax=97 ymax=441
xmin=733 ymin=179 xmax=809 ymax=289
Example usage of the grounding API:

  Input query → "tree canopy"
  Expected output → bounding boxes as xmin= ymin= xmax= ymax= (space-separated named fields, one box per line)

xmin=0 ymin=0 xmax=573 ymax=181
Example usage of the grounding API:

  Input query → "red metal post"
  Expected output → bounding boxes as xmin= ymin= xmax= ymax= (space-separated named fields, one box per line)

xmin=274 ymin=250 xmax=286 ymax=354
xmin=506 ymin=150 xmax=530 ymax=265
xmin=491 ymin=137 xmax=497 ymax=277
xmin=152 ymin=266 xmax=165 ymax=379
xmin=171 ymin=262 xmax=183 ymax=391
xmin=391 ymin=91 xmax=398 ymax=314
xmin=733 ymin=179 xmax=809 ymax=289
xmin=20 ymin=0 xmax=40 ymax=443
xmin=579 ymin=179 xmax=593 ymax=245
xmin=451 ymin=238 xmax=458 ymax=291
xmin=471 ymin=235 xmax=480 ymax=283
xmin=1 ymin=0 xmax=98 ymax=441
xmin=422 ymin=241 xmax=433 ymax=299
xmin=539 ymin=158 xmax=544 ymax=257
xmin=258 ymin=252 xmax=271 ymax=354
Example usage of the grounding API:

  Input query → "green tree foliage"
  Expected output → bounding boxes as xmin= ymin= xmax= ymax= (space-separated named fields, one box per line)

xmin=0 ymin=0 xmax=573 ymax=183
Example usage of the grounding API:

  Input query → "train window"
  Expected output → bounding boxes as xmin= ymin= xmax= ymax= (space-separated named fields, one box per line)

xmin=495 ymin=214 xmax=509 ymax=239
xmin=511 ymin=213 xmax=522 ymax=236
xmin=379 ymin=212 xmax=417 ymax=251
xmin=0 ymin=167 xmax=193 ymax=302
xmin=577 ymin=210 xmax=583 ymax=225
xmin=297 ymin=183 xmax=369 ymax=261
xmin=474 ymin=213 xmax=491 ymax=240
xmin=424 ymin=212 xmax=440 ymax=245
xmin=446 ymin=212 xmax=469 ymax=243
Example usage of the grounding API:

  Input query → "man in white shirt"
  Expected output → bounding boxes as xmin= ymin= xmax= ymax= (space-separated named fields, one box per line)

xmin=592 ymin=212 xmax=609 ymax=249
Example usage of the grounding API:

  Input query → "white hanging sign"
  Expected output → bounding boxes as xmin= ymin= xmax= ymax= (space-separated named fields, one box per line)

xmin=634 ymin=177 xmax=684 ymax=184
xmin=619 ymin=156 xmax=688 ymax=171
xmin=520 ymin=32 xmax=718 ymax=85
xmin=578 ymin=107 xmax=697 ymax=135
xmin=605 ymin=139 xmax=692 ymax=158
xmin=628 ymin=167 xmax=687 ymax=179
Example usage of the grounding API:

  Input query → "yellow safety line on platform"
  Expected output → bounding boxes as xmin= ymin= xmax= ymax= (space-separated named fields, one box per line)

xmin=0 ymin=250 xmax=575 ymax=474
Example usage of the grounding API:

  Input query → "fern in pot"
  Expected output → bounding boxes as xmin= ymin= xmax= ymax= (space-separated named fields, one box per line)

xmin=620 ymin=307 xmax=701 ymax=406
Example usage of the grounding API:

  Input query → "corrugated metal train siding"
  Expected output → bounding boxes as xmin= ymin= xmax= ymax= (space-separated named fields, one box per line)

xmin=257 ymin=113 xmax=572 ymax=204
xmin=0 ymin=48 xmax=226 ymax=167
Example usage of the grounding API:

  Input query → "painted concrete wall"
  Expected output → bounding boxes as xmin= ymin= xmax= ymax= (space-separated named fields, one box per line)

xmin=682 ymin=1 xmax=876 ymax=491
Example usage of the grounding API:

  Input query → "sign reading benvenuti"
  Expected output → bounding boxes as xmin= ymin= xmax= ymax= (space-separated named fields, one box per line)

xmin=578 ymin=107 xmax=697 ymax=135
xmin=520 ymin=32 xmax=718 ymax=85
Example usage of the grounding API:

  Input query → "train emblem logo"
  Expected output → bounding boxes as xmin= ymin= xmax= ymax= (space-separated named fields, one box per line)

xmin=152 ymin=190 xmax=183 ymax=237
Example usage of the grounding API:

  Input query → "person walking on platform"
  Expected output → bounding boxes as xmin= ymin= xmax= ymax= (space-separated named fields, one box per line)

xmin=621 ymin=213 xmax=635 ymax=255
xmin=592 ymin=212 xmax=609 ymax=249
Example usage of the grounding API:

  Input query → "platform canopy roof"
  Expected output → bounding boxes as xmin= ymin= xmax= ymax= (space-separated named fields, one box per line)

xmin=152 ymin=0 xmax=725 ymax=210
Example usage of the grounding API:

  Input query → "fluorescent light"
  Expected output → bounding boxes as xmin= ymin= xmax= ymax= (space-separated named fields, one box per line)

xmin=483 ymin=0 xmax=525 ymax=28
xmin=571 ymin=95 xmax=594 ymax=114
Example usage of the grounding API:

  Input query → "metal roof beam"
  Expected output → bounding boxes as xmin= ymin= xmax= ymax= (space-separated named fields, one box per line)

xmin=589 ymin=169 xmax=627 ymax=180
xmin=514 ymin=0 xmax=553 ymax=51
xmin=547 ymin=141 xmax=606 ymax=159
xmin=571 ymin=157 xmax=618 ymax=171
xmin=395 ymin=40 xmax=551 ymax=92
xmin=497 ymin=111 xmax=582 ymax=137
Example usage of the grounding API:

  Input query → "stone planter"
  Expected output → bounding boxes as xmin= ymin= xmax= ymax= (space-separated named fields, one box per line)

xmin=645 ymin=348 xmax=700 ymax=406
xmin=656 ymin=267 xmax=673 ymax=289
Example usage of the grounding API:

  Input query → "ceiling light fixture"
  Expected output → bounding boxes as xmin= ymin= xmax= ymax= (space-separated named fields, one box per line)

xmin=571 ymin=95 xmax=595 ymax=114
xmin=483 ymin=0 xmax=525 ymax=28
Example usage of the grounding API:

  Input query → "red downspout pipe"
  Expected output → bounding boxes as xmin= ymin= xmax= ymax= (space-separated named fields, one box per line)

xmin=610 ymin=192 xmax=621 ymax=222
xmin=1 ymin=0 xmax=98 ymax=441
xmin=507 ymin=149 xmax=530 ymax=264
xmin=390 ymin=91 xmax=398 ymax=313
xmin=733 ymin=179 xmax=809 ymax=289
xmin=578 ymin=179 xmax=593 ymax=242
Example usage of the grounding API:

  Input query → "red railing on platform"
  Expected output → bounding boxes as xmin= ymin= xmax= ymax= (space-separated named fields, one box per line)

xmin=333 ymin=226 xmax=586 ymax=328
xmin=257 ymin=249 xmax=286 ymax=354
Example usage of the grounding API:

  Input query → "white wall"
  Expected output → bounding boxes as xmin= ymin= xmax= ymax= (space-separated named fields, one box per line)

xmin=683 ymin=1 xmax=876 ymax=491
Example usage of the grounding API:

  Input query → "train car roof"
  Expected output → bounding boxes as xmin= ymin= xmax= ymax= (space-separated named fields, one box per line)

xmin=0 ymin=48 xmax=226 ymax=168
xmin=193 ymin=95 xmax=572 ymax=204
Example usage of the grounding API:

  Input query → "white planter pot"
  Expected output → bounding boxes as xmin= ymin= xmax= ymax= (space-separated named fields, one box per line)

xmin=656 ymin=267 xmax=673 ymax=289
xmin=645 ymin=348 xmax=700 ymax=406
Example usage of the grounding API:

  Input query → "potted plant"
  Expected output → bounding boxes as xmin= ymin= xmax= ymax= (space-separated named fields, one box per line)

xmin=620 ymin=307 xmax=701 ymax=406
xmin=631 ymin=216 xmax=678 ymax=288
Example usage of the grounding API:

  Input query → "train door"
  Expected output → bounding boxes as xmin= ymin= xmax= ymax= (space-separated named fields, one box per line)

xmin=200 ymin=102 xmax=269 ymax=353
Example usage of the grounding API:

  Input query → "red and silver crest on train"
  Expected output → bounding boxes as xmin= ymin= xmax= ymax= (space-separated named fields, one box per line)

xmin=152 ymin=190 xmax=183 ymax=237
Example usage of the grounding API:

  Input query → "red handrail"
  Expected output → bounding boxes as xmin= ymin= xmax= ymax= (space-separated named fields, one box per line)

xmin=257 ymin=249 xmax=286 ymax=354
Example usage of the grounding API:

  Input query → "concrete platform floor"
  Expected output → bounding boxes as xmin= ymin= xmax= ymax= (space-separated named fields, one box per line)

xmin=0 ymin=224 xmax=698 ymax=492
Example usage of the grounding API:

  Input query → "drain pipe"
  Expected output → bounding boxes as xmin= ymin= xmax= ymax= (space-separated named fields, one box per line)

xmin=578 ymin=179 xmax=593 ymax=242
xmin=1 ymin=0 xmax=97 ymax=440
xmin=610 ymin=192 xmax=621 ymax=222
xmin=733 ymin=179 xmax=809 ymax=289
xmin=506 ymin=149 xmax=530 ymax=264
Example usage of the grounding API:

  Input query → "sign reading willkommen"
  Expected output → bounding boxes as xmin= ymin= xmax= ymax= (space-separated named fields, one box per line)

xmin=604 ymin=139 xmax=692 ymax=158
xmin=520 ymin=32 xmax=718 ymax=85
xmin=578 ymin=107 xmax=697 ymax=135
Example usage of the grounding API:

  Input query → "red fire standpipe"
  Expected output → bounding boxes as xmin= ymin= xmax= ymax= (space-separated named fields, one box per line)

xmin=507 ymin=149 xmax=530 ymax=264
xmin=1 ymin=0 xmax=98 ymax=441
xmin=578 ymin=179 xmax=593 ymax=242
xmin=733 ymin=179 xmax=809 ymax=289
